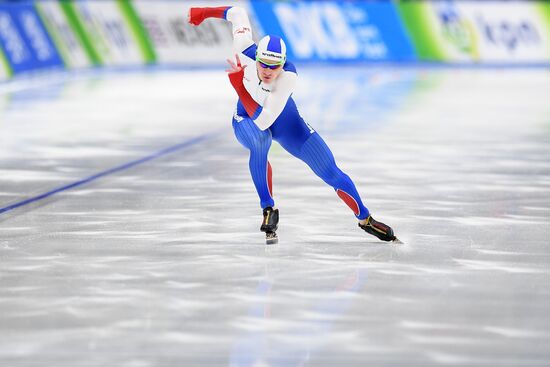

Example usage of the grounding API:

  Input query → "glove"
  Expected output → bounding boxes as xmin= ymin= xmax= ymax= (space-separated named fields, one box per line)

xmin=188 ymin=6 xmax=230 ymax=26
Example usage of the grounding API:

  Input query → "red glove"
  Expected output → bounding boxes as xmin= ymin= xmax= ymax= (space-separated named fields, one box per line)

xmin=188 ymin=6 xmax=230 ymax=26
xmin=226 ymin=55 xmax=262 ymax=119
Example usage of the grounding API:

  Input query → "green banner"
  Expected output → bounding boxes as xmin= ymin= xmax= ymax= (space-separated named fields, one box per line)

xmin=397 ymin=2 xmax=447 ymax=61
xmin=60 ymin=1 xmax=147 ymax=66
xmin=538 ymin=2 xmax=550 ymax=38
xmin=397 ymin=1 xmax=480 ymax=61
xmin=60 ymin=1 xmax=103 ymax=66
xmin=34 ymin=2 xmax=70 ymax=68
xmin=0 ymin=48 xmax=12 ymax=78
xmin=117 ymin=0 xmax=156 ymax=64
xmin=397 ymin=1 xmax=550 ymax=62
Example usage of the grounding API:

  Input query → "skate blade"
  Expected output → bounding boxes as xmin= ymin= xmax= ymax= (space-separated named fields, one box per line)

xmin=266 ymin=233 xmax=278 ymax=245
xmin=392 ymin=237 xmax=404 ymax=245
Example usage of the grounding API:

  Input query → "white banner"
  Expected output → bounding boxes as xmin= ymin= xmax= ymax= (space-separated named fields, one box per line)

xmin=35 ymin=1 xmax=91 ymax=69
xmin=131 ymin=0 xmax=237 ymax=64
xmin=431 ymin=1 xmax=550 ymax=62
xmin=73 ymin=0 xmax=143 ymax=66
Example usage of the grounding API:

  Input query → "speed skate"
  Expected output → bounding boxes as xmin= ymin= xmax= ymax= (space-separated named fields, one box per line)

xmin=261 ymin=207 xmax=279 ymax=245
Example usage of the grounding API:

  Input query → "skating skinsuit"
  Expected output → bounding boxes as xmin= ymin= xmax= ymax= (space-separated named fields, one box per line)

xmin=226 ymin=7 xmax=370 ymax=219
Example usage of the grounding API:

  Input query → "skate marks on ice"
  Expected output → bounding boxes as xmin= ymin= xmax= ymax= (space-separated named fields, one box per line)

xmin=1 ymin=67 xmax=550 ymax=365
xmin=0 ymin=70 xmax=234 ymax=217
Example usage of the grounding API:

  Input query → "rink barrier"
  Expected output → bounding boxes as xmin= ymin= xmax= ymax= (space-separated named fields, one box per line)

xmin=397 ymin=1 xmax=550 ymax=63
xmin=0 ymin=48 xmax=11 ymax=80
xmin=250 ymin=1 xmax=416 ymax=62
xmin=63 ymin=0 xmax=148 ymax=66
xmin=130 ymin=0 xmax=234 ymax=64
xmin=118 ymin=0 xmax=157 ymax=64
xmin=0 ymin=1 xmax=64 ymax=75
xmin=1 ymin=0 xmax=550 ymax=82
xmin=37 ymin=0 xmax=100 ymax=68
xmin=0 ymin=133 xmax=214 ymax=216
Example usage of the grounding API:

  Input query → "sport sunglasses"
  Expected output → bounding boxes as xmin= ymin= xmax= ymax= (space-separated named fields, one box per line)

xmin=256 ymin=58 xmax=284 ymax=70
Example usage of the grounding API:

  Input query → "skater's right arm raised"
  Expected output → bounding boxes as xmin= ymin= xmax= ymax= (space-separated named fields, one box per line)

xmin=188 ymin=6 xmax=254 ymax=54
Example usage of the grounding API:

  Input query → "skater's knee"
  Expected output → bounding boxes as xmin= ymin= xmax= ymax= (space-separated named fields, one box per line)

xmin=234 ymin=118 xmax=270 ymax=149
xmin=248 ymin=131 xmax=271 ymax=152
xmin=316 ymin=164 xmax=344 ymax=186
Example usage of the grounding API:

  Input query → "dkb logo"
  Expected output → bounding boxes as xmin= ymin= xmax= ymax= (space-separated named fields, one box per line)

xmin=0 ymin=12 xmax=30 ymax=64
xmin=19 ymin=10 xmax=53 ymax=61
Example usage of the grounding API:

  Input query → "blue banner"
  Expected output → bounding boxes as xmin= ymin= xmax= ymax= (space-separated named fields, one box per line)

xmin=250 ymin=1 xmax=416 ymax=62
xmin=0 ymin=2 xmax=63 ymax=74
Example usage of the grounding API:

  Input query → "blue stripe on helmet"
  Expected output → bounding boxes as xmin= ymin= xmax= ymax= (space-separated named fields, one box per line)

xmin=267 ymin=35 xmax=282 ymax=54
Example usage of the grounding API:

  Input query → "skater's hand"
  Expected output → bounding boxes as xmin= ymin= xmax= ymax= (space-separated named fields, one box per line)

xmin=188 ymin=7 xmax=205 ymax=26
xmin=226 ymin=55 xmax=247 ymax=90
xmin=226 ymin=54 xmax=246 ymax=74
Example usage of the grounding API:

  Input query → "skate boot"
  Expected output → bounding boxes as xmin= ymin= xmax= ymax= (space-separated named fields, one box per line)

xmin=260 ymin=207 xmax=279 ymax=245
xmin=359 ymin=216 xmax=397 ymax=242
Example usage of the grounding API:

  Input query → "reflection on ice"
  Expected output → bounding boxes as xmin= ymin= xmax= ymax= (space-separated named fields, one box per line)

xmin=230 ymin=266 xmax=367 ymax=367
xmin=1 ymin=66 xmax=550 ymax=365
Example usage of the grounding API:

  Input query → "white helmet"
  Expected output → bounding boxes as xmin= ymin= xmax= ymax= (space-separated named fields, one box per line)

xmin=256 ymin=35 xmax=286 ymax=65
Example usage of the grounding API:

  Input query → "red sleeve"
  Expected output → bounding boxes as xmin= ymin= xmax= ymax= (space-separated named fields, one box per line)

xmin=228 ymin=73 xmax=262 ymax=119
xmin=189 ymin=6 xmax=231 ymax=26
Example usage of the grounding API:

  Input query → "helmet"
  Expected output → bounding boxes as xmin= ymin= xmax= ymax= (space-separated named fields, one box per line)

xmin=256 ymin=35 xmax=286 ymax=65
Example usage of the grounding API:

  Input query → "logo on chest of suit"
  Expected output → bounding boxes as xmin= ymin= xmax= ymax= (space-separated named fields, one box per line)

xmin=261 ymin=87 xmax=270 ymax=93
xmin=235 ymin=27 xmax=250 ymax=35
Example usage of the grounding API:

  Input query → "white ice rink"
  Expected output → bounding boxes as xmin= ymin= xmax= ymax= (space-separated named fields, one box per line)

xmin=1 ymin=65 xmax=550 ymax=366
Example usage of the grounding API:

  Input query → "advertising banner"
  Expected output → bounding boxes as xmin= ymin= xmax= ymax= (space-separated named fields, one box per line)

xmin=250 ymin=1 xmax=416 ymax=62
xmin=131 ymin=0 xmax=234 ymax=64
xmin=34 ymin=1 xmax=91 ymax=69
xmin=398 ymin=1 xmax=550 ymax=63
xmin=117 ymin=0 xmax=156 ymax=64
xmin=65 ymin=0 xmax=147 ymax=66
xmin=0 ymin=2 xmax=63 ymax=74
xmin=0 ymin=48 xmax=10 ymax=80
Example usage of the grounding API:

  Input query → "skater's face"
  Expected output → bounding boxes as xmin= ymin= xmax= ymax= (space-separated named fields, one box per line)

xmin=256 ymin=59 xmax=283 ymax=84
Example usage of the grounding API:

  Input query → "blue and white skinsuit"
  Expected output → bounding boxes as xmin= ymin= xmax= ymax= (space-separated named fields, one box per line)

xmin=226 ymin=7 xmax=370 ymax=220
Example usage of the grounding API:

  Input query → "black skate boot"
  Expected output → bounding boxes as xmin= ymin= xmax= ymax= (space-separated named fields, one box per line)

xmin=260 ymin=207 xmax=279 ymax=245
xmin=359 ymin=216 xmax=397 ymax=242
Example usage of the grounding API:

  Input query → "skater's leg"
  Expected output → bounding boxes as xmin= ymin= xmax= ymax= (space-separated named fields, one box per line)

xmin=293 ymin=133 xmax=396 ymax=241
xmin=270 ymin=100 xmax=396 ymax=241
xmin=274 ymin=118 xmax=370 ymax=219
xmin=297 ymin=133 xmax=370 ymax=220
xmin=232 ymin=116 xmax=274 ymax=209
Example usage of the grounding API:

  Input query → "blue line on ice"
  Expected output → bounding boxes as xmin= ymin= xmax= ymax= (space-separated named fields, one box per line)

xmin=0 ymin=134 xmax=213 ymax=215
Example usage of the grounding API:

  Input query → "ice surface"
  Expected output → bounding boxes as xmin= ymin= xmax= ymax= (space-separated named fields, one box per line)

xmin=1 ymin=66 xmax=550 ymax=366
